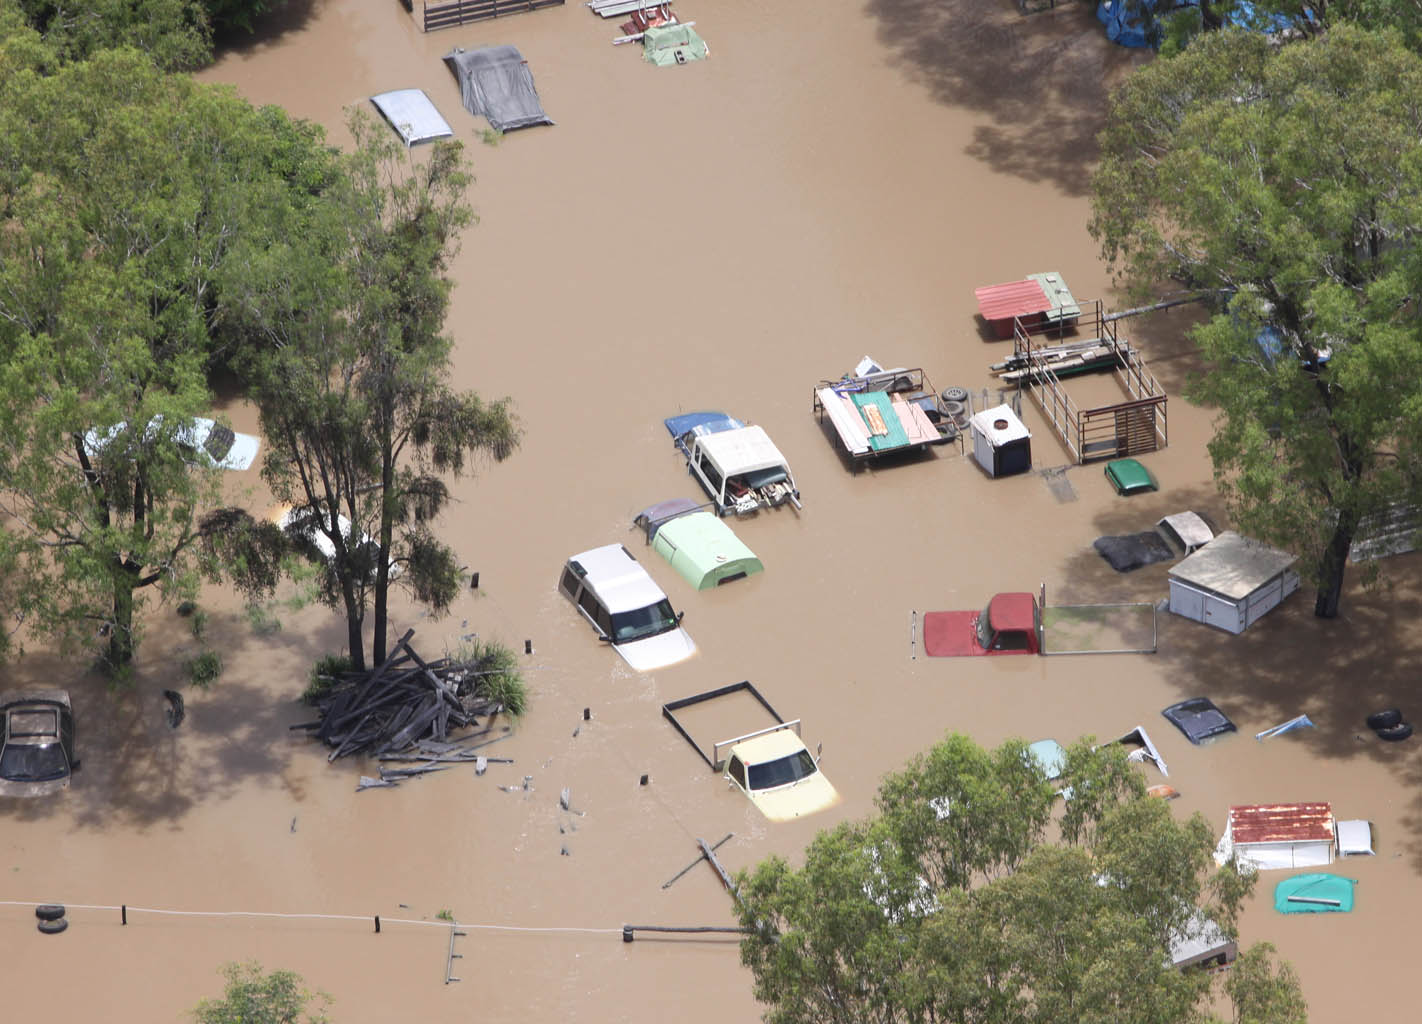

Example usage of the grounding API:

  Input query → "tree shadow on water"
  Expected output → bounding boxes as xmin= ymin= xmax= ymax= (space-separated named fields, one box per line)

xmin=862 ymin=0 xmax=1145 ymax=195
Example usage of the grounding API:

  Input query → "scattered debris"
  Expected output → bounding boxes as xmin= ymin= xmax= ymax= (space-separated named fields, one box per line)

xmin=1256 ymin=715 xmax=1315 ymax=741
xmin=475 ymin=756 xmax=487 ymax=775
xmin=559 ymin=787 xmax=571 ymax=810
xmin=162 ymin=689 xmax=185 ymax=729
xmin=290 ymin=817 xmax=297 ymax=833
xmin=291 ymin=629 xmax=515 ymax=762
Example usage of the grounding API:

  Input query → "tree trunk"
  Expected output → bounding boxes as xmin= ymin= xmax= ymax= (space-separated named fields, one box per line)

xmin=1313 ymin=515 xmax=1354 ymax=619
xmin=372 ymin=424 xmax=395 ymax=668
xmin=107 ymin=563 xmax=137 ymax=669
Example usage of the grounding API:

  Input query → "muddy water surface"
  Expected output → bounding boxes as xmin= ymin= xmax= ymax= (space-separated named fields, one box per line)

xmin=5 ymin=1 xmax=1422 ymax=1021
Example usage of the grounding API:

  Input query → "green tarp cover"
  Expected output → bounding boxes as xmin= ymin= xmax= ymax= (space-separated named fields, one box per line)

xmin=643 ymin=24 xmax=709 ymax=66
xmin=850 ymin=391 xmax=909 ymax=452
xmin=1274 ymin=873 xmax=1357 ymax=914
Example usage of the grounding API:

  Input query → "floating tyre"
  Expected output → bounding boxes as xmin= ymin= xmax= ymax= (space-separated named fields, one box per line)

xmin=943 ymin=400 xmax=967 ymax=419
xmin=37 ymin=918 xmax=68 ymax=935
xmin=942 ymin=386 xmax=970 ymax=404
xmin=1377 ymin=722 xmax=1413 ymax=742
xmin=35 ymin=904 xmax=65 ymax=921
xmin=1366 ymin=709 xmax=1403 ymax=731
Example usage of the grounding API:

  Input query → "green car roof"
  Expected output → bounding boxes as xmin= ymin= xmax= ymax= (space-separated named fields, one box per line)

xmin=1105 ymin=458 xmax=1157 ymax=495
xmin=652 ymin=511 xmax=763 ymax=590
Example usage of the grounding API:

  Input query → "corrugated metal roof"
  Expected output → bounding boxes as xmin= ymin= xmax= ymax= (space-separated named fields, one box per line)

xmin=975 ymin=279 xmax=1050 ymax=323
xmin=1228 ymin=802 xmax=1334 ymax=845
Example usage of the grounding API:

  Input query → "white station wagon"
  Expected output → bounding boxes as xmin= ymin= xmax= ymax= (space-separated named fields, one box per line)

xmin=558 ymin=544 xmax=696 ymax=672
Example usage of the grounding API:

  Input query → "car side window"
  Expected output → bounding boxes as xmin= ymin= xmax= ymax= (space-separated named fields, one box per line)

xmin=593 ymin=605 xmax=613 ymax=636
xmin=558 ymin=567 xmax=580 ymax=598
xmin=577 ymin=587 xmax=604 ymax=631
xmin=697 ymin=451 xmax=724 ymax=491
xmin=727 ymin=756 xmax=747 ymax=791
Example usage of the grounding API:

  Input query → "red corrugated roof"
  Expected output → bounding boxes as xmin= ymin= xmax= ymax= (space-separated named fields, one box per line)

xmin=975 ymin=279 xmax=1050 ymax=323
xmin=1228 ymin=803 xmax=1334 ymax=845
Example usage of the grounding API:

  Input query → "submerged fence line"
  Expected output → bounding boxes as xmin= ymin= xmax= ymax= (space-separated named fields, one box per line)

xmin=0 ymin=899 xmax=621 ymax=936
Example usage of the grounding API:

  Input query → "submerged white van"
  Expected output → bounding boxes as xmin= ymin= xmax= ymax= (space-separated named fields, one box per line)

xmin=558 ymin=544 xmax=696 ymax=672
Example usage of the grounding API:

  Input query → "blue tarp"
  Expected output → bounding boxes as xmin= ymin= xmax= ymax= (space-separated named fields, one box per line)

xmin=1096 ymin=1 xmax=1302 ymax=50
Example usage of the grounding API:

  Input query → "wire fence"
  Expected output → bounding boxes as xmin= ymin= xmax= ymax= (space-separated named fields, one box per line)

xmin=1 ymin=899 xmax=621 ymax=936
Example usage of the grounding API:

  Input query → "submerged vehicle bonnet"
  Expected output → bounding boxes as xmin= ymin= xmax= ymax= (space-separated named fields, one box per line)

xmin=614 ymin=626 xmax=697 ymax=672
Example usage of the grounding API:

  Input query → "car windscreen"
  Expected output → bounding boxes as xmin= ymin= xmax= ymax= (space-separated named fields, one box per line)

xmin=0 ymin=742 xmax=69 ymax=782
xmin=610 ymin=600 xmax=679 ymax=644
xmin=201 ymin=424 xmax=236 ymax=462
xmin=747 ymin=749 xmax=817 ymax=791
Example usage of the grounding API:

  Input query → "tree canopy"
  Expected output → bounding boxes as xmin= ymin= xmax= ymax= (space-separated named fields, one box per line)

xmin=0 ymin=47 xmax=338 ymax=666
xmin=245 ymin=112 xmax=519 ymax=671
xmin=193 ymin=961 xmax=329 ymax=1024
xmin=735 ymin=734 xmax=1303 ymax=1024
xmin=1090 ymin=25 xmax=1422 ymax=616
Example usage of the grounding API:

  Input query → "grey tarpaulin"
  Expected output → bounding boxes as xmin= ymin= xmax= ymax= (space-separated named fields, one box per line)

xmin=442 ymin=46 xmax=554 ymax=133
xmin=1094 ymin=531 xmax=1174 ymax=573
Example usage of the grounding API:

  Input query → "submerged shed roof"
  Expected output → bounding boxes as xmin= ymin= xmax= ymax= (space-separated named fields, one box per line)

xmin=369 ymin=89 xmax=453 ymax=146
xmin=1168 ymin=530 xmax=1296 ymax=599
xmin=975 ymin=279 xmax=1050 ymax=323
xmin=1228 ymin=802 xmax=1334 ymax=846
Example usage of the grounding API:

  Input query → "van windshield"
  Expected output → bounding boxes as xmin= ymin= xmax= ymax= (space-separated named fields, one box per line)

xmin=611 ymin=600 xmax=679 ymax=643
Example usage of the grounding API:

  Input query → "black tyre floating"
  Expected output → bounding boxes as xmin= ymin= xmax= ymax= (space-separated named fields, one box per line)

xmin=942 ymin=386 xmax=970 ymax=404
xmin=943 ymin=400 xmax=967 ymax=418
xmin=34 ymin=904 xmax=65 ymax=921
xmin=1378 ymin=722 xmax=1414 ymax=742
xmin=37 ymin=918 xmax=68 ymax=935
xmin=1366 ymin=709 xmax=1403 ymax=731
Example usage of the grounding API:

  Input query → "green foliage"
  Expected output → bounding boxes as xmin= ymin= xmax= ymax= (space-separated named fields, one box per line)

xmin=14 ymin=0 xmax=213 ymax=70
xmin=244 ymin=601 xmax=282 ymax=636
xmin=1091 ymin=25 xmax=1422 ymax=617
xmin=736 ymin=733 xmax=1294 ymax=1024
xmin=192 ymin=961 xmax=329 ymax=1024
xmin=185 ymin=650 xmax=223 ymax=688
xmin=302 ymin=653 xmax=352 ymax=705
xmin=451 ymin=637 xmax=526 ymax=718
xmin=0 ymin=48 xmax=337 ymax=668
xmin=479 ymin=128 xmax=504 ymax=146
xmin=436 ymin=908 xmax=454 ymax=922
xmin=189 ymin=608 xmax=209 ymax=640
xmin=247 ymin=109 xmax=520 ymax=670
xmin=1225 ymin=942 xmax=1309 ymax=1024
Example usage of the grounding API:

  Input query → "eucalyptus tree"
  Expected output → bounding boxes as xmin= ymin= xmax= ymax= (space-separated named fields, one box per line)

xmin=1091 ymin=25 xmax=1422 ymax=617
xmin=736 ymin=734 xmax=1303 ymax=1024
xmin=0 ymin=47 xmax=334 ymax=668
xmin=248 ymin=112 xmax=519 ymax=671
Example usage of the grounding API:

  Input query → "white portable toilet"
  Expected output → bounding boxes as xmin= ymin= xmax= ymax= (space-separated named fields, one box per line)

xmin=969 ymin=404 xmax=1032 ymax=477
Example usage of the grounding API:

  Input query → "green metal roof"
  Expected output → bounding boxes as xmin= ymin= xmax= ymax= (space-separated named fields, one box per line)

xmin=1274 ymin=873 xmax=1357 ymax=914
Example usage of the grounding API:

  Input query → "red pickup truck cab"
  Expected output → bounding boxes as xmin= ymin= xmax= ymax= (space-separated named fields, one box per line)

xmin=923 ymin=592 xmax=1041 ymax=656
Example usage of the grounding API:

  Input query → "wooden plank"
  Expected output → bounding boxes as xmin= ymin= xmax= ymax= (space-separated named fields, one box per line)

xmin=862 ymin=402 xmax=888 ymax=436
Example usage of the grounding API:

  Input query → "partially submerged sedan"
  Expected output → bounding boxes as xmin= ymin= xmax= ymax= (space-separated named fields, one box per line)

xmin=0 ymin=690 xmax=78 ymax=797
xmin=558 ymin=544 xmax=696 ymax=672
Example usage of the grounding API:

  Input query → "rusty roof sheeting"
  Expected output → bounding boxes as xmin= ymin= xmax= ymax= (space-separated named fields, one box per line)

xmin=975 ymin=279 xmax=1050 ymax=323
xmin=1228 ymin=802 xmax=1334 ymax=846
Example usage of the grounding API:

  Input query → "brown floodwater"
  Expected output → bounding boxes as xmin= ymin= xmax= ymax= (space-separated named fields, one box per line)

xmin=5 ymin=1 xmax=1422 ymax=1020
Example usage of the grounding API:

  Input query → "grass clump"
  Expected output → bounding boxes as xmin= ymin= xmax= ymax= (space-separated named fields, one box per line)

xmin=186 ymin=650 xmax=224 ymax=689
xmin=452 ymin=638 xmax=527 ymax=718
xmin=303 ymin=653 xmax=353 ymax=705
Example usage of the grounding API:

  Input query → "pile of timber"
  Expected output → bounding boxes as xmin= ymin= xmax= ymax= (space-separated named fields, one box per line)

xmin=292 ymin=628 xmax=511 ymax=762
xmin=992 ymin=337 xmax=1137 ymax=385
